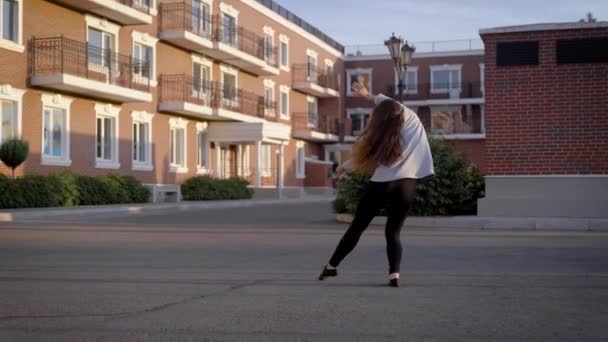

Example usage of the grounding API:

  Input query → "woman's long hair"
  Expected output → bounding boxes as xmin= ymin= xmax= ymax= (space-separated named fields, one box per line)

xmin=351 ymin=99 xmax=405 ymax=174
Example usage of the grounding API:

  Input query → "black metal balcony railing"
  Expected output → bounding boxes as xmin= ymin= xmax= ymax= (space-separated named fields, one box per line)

xmin=292 ymin=64 xmax=339 ymax=91
xmin=159 ymin=2 xmax=214 ymax=40
xmin=159 ymin=4 xmax=278 ymax=68
xmin=159 ymin=74 xmax=213 ymax=106
xmin=293 ymin=112 xmax=339 ymax=135
xmin=117 ymin=0 xmax=153 ymax=14
xmin=390 ymin=82 xmax=484 ymax=100
xmin=28 ymin=36 xmax=150 ymax=92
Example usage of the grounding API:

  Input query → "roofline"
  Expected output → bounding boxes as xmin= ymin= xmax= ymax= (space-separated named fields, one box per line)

xmin=344 ymin=49 xmax=485 ymax=62
xmin=479 ymin=21 xmax=608 ymax=35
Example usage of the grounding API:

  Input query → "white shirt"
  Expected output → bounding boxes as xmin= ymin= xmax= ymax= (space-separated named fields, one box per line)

xmin=344 ymin=94 xmax=435 ymax=182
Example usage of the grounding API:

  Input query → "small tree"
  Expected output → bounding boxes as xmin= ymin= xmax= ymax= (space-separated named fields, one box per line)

xmin=579 ymin=12 xmax=597 ymax=23
xmin=0 ymin=138 xmax=29 ymax=178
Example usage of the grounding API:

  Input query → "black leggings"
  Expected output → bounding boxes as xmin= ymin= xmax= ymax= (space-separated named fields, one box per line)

xmin=329 ymin=178 xmax=417 ymax=274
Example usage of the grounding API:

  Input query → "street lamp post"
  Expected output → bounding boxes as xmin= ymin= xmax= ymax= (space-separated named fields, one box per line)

xmin=384 ymin=33 xmax=415 ymax=102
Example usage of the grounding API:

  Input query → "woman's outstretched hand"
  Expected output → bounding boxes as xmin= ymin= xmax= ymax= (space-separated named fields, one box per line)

xmin=352 ymin=82 xmax=374 ymax=101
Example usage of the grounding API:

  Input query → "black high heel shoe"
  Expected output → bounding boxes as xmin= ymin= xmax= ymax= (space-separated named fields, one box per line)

xmin=318 ymin=266 xmax=337 ymax=280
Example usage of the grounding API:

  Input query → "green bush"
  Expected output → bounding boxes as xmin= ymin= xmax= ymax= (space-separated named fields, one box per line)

xmin=0 ymin=138 xmax=29 ymax=178
xmin=0 ymin=172 xmax=150 ymax=209
xmin=333 ymin=138 xmax=485 ymax=216
xmin=181 ymin=176 xmax=254 ymax=201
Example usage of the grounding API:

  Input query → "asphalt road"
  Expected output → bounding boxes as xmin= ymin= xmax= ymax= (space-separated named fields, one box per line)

xmin=1 ymin=202 xmax=607 ymax=341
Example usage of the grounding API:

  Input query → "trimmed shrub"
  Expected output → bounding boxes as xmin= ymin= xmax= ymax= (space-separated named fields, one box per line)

xmin=333 ymin=138 xmax=485 ymax=216
xmin=0 ymin=138 xmax=29 ymax=178
xmin=0 ymin=172 xmax=150 ymax=209
xmin=181 ymin=176 xmax=254 ymax=201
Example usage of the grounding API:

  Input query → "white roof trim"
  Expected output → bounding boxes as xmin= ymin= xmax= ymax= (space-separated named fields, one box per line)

xmin=479 ymin=21 xmax=608 ymax=35
xmin=344 ymin=49 xmax=485 ymax=61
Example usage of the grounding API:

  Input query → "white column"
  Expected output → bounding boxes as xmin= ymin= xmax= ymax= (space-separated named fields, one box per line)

xmin=215 ymin=142 xmax=221 ymax=178
xmin=278 ymin=144 xmax=285 ymax=189
xmin=255 ymin=141 xmax=262 ymax=188
xmin=236 ymin=144 xmax=243 ymax=176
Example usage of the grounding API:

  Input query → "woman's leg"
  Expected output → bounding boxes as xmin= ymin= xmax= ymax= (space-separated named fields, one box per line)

xmin=327 ymin=182 xmax=385 ymax=268
xmin=384 ymin=179 xmax=417 ymax=275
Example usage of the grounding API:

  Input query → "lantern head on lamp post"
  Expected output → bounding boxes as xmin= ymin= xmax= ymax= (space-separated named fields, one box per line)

xmin=385 ymin=33 xmax=415 ymax=101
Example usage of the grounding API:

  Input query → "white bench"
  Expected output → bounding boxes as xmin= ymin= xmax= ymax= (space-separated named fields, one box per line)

xmin=145 ymin=184 xmax=182 ymax=203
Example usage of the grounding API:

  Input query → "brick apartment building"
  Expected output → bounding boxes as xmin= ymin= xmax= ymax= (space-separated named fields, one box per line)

xmin=0 ymin=0 xmax=344 ymax=199
xmin=325 ymin=39 xmax=487 ymax=173
xmin=478 ymin=22 xmax=608 ymax=218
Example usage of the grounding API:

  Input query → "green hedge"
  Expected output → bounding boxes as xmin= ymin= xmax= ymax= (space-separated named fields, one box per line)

xmin=0 ymin=172 xmax=150 ymax=209
xmin=181 ymin=176 xmax=254 ymax=201
xmin=333 ymin=138 xmax=485 ymax=216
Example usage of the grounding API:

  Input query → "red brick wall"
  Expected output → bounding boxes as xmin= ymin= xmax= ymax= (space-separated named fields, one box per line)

xmin=481 ymin=27 xmax=608 ymax=175
xmin=304 ymin=161 xmax=333 ymax=187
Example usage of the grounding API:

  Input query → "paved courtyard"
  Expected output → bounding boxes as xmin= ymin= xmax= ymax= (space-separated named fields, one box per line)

xmin=1 ymin=202 xmax=607 ymax=341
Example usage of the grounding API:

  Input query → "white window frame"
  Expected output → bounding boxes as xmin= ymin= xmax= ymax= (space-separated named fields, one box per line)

xmin=263 ymin=79 xmax=275 ymax=117
xmin=306 ymin=49 xmax=319 ymax=82
xmin=196 ymin=122 xmax=210 ymax=174
xmin=347 ymin=108 xmax=371 ymax=135
xmin=239 ymin=144 xmax=250 ymax=177
xmin=191 ymin=0 xmax=213 ymax=35
xmin=192 ymin=54 xmax=213 ymax=102
xmin=430 ymin=105 xmax=485 ymax=139
xmin=0 ymin=85 xmax=24 ymax=146
xmin=279 ymin=34 xmax=290 ymax=72
xmin=94 ymin=103 xmax=120 ymax=170
xmin=295 ymin=141 xmax=305 ymax=179
xmin=430 ymin=64 xmax=462 ymax=94
xmin=41 ymin=94 xmax=72 ymax=167
xmin=279 ymin=85 xmax=290 ymax=119
xmin=480 ymin=63 xmax=485 ymax=94
xmin=0 ymin=0 xmax=23 ymax=52
xmin=261 ymin=144 xmax=271 ymax=177
xmin=85 ymin=15 xmax=120 ymax=81
xmin=307 ymin=96 xmax=318 ymax=128
xmin=169 ymin=117 xmax=189 ymax=173
xmin=394 ymin=66 xmax=418 ymax=95
xmin=263 ymin=26 xmax=275 ymax=65
xmin=133 ymin=0 xmax=158 ymax=15
xmin=131 ymin=110 xmax=154 ymax=171
xmin=132 ymin=31 xmax=158 ymax=87
xmin=219 ymin=2 xmax=239 ymax=47
xmin=325 ymin=59 xmax=334 ymax=75
xmin=220 ymin=64 xmax=238 ymax=106
xmin=346 ymin=68 xmax=373 ymax=96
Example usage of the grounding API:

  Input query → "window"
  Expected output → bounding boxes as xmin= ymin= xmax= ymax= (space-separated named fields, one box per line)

xmin=88 ymin=27 xmax=115 ymax=68
xmin=222 ymin=71 xmax=237 ymax=102
xmin=261 ymin=144 xmax=271 ymax=177
xmin=192 ymin=0 xmax=211 ymax=35
xmin=1 ymin=100 xmax=16 ymax=143
xmin=395 ymin=67 xmax=418 ymax=94
xmin=95 ymin=103 xmax=120 ymax=169
xmin=169 ymin=118 xmax=188 ymax=173
xmin=346 ymin=68 xmax=372 ymax=96
xmin=264 ymin=86 xmax=274 ymax=115
xmin=264 ymin=33 xmax=274 ymax=63
xmin=1 ymin=0 xmax=18 ymax=43
xmin=430 ymin=65 xmax=461 ymax=94
xmin=41 ymin=94 xmax=72 ymax=166
xmin=221 ymin=14 xmax=236 ymax=46
xmin=240 ymin=145 xmax=250 ymax=176
xmin=347 ymin=109 xmax=370 ymax=135
xmin=133 ymin=43 xmax=152 ymax=79
xmin=307 ymin=55 xmax=317 ymax=81
xmin=196 ymin=125 xmax=209 ymax=172
xmin=295 ymin=142 xmax=305 ymax=179
xmin=480 ymin=64 xmax=485 ymax=93
xmin=307 ymin=97 xmax=318 ymax=127
xmin=431 ymin=105 xmax=484 ymax=137
xmin=132 ymin=111 xmax=153 ymax=171
xmin=496 ymin=41 xmax=539 ymax=66
xmin=193 ymin=61 xmax=211 ymax=98
xmin=280 ymin=41 xmax=288 ymax=67
xmin=279 ymin=86 xmax=289 ymax=118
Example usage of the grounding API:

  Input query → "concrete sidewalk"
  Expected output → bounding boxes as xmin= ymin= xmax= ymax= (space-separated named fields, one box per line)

xmin=337 ymin=214 xmax=608 ymax=232
xmin=0 ymin=196 xmax=333 ymax=222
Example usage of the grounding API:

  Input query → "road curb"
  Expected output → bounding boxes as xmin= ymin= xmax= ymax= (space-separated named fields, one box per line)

xmin=0 ymin=197 xmax=334 ymax=222
xmin=335 ymin=214 xmax=608 ymax=231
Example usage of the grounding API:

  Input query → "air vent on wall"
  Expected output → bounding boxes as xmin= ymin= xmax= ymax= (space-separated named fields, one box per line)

xmin=496 ymin=41 xmax=539 ymax=66
xmin=556 ymin=38 xmax=608 ymax=64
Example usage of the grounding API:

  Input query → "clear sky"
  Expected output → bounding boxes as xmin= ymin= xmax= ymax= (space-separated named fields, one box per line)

xmin=276 ymin=0 xmax=608 ymax=46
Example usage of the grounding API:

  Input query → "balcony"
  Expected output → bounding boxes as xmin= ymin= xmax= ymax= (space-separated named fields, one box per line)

xmin=48 ymin=0 xmax=153 ymax=25
xmin=292 ymin=112 xmax=339 ymax=142
xmin=159 ymin=3 xmax=279 ymax=76
xmin=292 ymin=64 xmax=339 ymax=98
xmin=159 ymin=74 xmax=214 ymax=119
xmin=393 ymin=82 xmax=484 ymax=106
xmin=28 ymin=37 xmax=152 ymax=103
xmin=159 ymin=75 xmax=274 ymax=122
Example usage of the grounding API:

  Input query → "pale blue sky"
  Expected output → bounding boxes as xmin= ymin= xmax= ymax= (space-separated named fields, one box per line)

xmin=276 ymin=0 xmax=608 ymax=46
